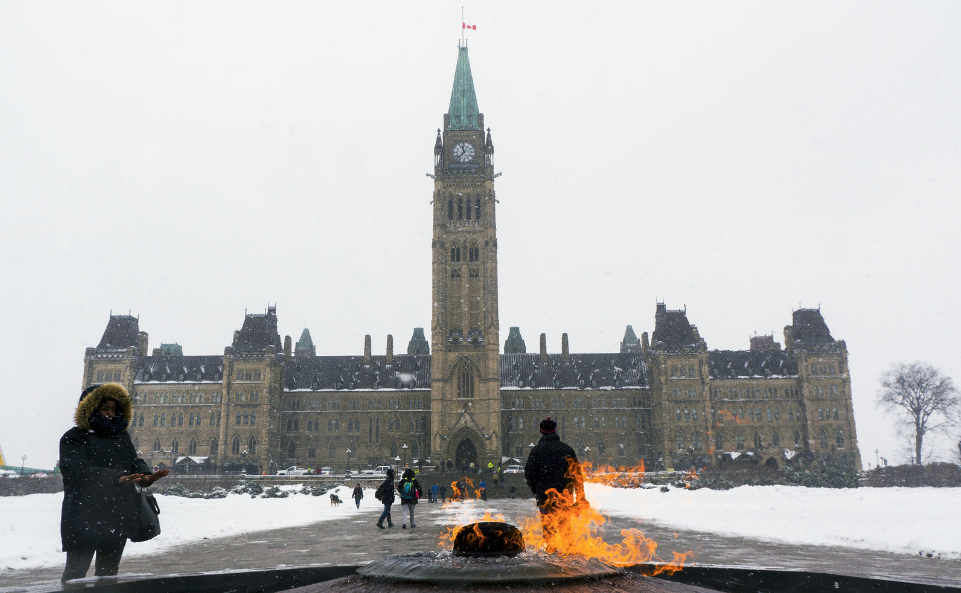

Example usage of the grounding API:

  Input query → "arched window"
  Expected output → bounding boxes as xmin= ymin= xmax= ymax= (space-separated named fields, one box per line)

xmin=210 ymin=439 xmax=218 ymax=456
xmin=139 ymin=413 xmax=145 ymax=426
xmin=243 ymin=413 xmax=249 ymax=425
xmin=684 ymin=408 xmax=690 ymax=421
xmin=753 ymin=432 xmax=762 ymax=449
xmin=250 ymin=412 xmax=256 ymax=426
xmin=676 ymin=409 xmax=681 ymax=421
xmin=287 ymin=418 xmax=293 ymax=431
xmin=598 ymin=440 xmax=606 ymax=455
xmin=288 ymin=441 xmax=296 ymax=458
xmin=735 ymin=433 xmax=745 ymax=450
xmin=178 ymin=413 xmax=184 ymax=426
xmin=308 ymin=446 xmax=316 ymax=459
xmin=232 ymin=437 xmax=240 ymax=454
xmin=617 ymin=443 xmax=626 ymax=457
xmin=714 ymin=431 xmax=723 ymax=450
xmin=153 ymin=439 xmax=161 ymax=452
xmin=160 ymin=413 xmax=165 ymax=427
xmin=188 ymin=439 xmax=197 ymax=455
xmin=457 ymin=197 xmax=463 ymax=219
xmin=411 ymin=442 xmax=419 ymax=459
xmin=794 ymin=430 xmax=802 ymax=446
xmin=153 ymin=414 xmax=159 ymax=427
xmin=237 ymin=414 xmax=242 ymax=425
xmin=772 ymin=433 xmax=781 ymax=447
xmin=188 ymin=413 xmax=194 ymax=427
xmin=675 ymin=432 xmax=684 ymax=450
xmin=390 ymin=443 xmax=398 ymax=458
xmin=171 ymin=439 xmax=179 ymax=455
xmin=835 ymin=430 xmax=844 ymax=448
xmin=457 ymin=363 xmax=475 ymax=398
xmin=248 ymin=436 xmax=257 ymax=455
xmin=448 ymin=198 xmax=454 ymax=220
xmin=466 ymin=198 xmax=472 ymax=220
xmin=475 ymin=197 xmax=481 ymax=220
xmin=307 ymin=419 xmax=313 ymax=432
xmin=833 ymin=406 xmax=839 ymax=420
xmin=818 ymin=429 xmax=828 ymax=449
xmin=692 ymin=431 xmax=702 ymax=452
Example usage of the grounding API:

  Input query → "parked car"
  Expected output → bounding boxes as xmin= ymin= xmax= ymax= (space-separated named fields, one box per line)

xmin=276 ymin=466 xmax=309 ymax=476
xmin=319 ymin=467 xmax=333 ymax=476
xmin=503 ymin=465 xmax=524 ymax=474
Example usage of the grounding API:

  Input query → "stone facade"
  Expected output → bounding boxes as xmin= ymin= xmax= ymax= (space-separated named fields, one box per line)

xmin=80 ymin=45 xmax=860 ymax=474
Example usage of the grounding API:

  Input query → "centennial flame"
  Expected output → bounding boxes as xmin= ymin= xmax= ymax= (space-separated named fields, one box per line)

xmin=439 ymin=459 xmax=690 ymax=574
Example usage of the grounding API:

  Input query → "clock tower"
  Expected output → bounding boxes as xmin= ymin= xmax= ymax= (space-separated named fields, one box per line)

xmin=430 ymin=43 xmax=501 ymax=471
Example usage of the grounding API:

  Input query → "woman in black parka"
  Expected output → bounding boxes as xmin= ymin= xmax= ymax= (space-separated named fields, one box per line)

xmin=59 ymin=383 xmax=169 ymax=581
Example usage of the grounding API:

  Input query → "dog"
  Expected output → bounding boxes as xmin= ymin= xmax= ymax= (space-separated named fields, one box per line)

xmin=330 ymin=493 xmax=342 ymax=507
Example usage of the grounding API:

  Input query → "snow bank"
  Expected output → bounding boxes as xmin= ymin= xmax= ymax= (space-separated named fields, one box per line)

xmin=0 ymin=485 xmax=376 ymax=571
xmin=587 ymin=483 xmax=961 ymax=559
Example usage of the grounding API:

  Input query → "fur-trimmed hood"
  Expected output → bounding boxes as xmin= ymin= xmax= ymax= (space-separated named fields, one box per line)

xmin=75 ymin=383 xmax=133 ymax=432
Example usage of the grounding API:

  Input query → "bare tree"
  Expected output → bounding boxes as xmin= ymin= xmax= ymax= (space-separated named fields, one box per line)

xmin=877 ymin=362 xmax=959 ymax=465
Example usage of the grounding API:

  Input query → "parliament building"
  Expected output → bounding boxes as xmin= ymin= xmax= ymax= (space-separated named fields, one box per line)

xmin=80 ymin=45 xmax=861 ymax=474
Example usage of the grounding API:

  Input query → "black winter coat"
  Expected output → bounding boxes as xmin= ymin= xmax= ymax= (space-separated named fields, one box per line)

xmin=524 ymin=433 xmax=580 ymax=505
xmin=375 ymin=475 xmax=395 ymax=505
xmin=60 ymin=427 xmax=150 ymax=550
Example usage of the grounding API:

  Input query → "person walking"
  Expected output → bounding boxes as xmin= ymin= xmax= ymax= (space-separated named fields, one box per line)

xmin=430 ymin=483 xmax=439 ymax=503
xmin=439 ymin=484 xmax=447 ymax=503
xmin=479 ymin=480 xmax=487 ymax=501
xmin=524 ymin=416 xmax=588 ymax=553
xmin=509 ymin=484 xmax=517 ymax=499
xmin=60 ymin=384 xmax=170 ymax=582
xmin=396 ymin=468 xmax=422 ymax=528
xmin=374 ymin=469 xmax=395 ymax=529
xmin=352 ymin=483 xmax=364 ymax=509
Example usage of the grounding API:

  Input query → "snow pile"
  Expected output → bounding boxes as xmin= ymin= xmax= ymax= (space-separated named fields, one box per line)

xmin=0 ymin=485 xmax=375 ymax=571
xmin=587 ymin=483 xmax=961 ymax=559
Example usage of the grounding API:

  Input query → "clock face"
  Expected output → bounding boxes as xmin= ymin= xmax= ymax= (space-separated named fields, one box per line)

xmin=452 ymin=142 xmax=476 ymax=163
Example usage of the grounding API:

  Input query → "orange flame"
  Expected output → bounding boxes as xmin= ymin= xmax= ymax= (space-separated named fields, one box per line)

xmin=715 ymin=409 xmax=752 ymax=425
xmin=438 ymin=459 xmax=690 ymax=574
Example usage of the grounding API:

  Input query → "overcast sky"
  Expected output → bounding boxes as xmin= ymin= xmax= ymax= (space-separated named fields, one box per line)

xmin=1 ymin=2 xmax=959 ymax=469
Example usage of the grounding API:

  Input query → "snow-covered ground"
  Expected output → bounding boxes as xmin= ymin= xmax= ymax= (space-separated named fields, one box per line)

xmin=586 ymin=483 xmax=961 ymax=559
xmin=0 ymin=485 xmax=375 ymax=571
xmin=3 ymin=484 xmax=958 ymax=572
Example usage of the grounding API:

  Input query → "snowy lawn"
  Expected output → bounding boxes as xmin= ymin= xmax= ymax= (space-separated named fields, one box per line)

xmin=0 ymin=485 xmax=376 ymax=571
xmin=587 ymin=483 xmax=961 ymax=559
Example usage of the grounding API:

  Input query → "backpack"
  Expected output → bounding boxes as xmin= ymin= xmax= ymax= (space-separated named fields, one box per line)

xmin=400 ymin=478 xmax=416 ymax=502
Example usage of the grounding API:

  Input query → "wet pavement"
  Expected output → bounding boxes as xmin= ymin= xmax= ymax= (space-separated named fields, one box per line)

xmin=3 ymin=498 xmax=958 ymax=591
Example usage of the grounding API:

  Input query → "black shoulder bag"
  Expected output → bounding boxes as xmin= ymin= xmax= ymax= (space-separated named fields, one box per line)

xmin=130 ymin=484 xmax=161 ymax=542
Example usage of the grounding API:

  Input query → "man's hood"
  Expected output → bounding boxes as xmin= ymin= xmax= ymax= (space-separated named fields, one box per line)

xmin=75 ymin=383 xmax=133 ymax=432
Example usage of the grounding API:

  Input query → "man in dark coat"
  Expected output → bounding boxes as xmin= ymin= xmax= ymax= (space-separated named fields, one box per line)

xmin=524 ymin=416 xmax=588 ymax=553
xmin=351 ymin=483 xmax=364 ymax=509
xmin=60 ymin=383 xmax=169 ymax=581
xmin=374 ymin=468 xmax=395 ymax=529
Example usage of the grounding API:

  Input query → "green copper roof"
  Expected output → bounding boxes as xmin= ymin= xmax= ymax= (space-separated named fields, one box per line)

xmin=622 ymin=325 xmax=639 ymax=345
xmin=447 ymin=46 xmax=481 ymax=130
xmin=160 ymin=343 xmax=183 ymax=356
xmin=296 ymin=328 xmax=313 ymax=350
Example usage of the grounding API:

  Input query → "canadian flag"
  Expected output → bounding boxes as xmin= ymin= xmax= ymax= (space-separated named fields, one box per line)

xmin=463 ymin=23 xmax=476 ymax=30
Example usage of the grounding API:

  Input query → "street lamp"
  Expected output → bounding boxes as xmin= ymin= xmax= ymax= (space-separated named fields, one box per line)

xmin=584 ymin=447 xmax=590 ymax=464
xmin=402 ymin=444 xmax=409 ymax=467
xmin=20 ymin=455 xmax=27 ymax=476
xmin=346 ymin=448 xmax=352 ymax=473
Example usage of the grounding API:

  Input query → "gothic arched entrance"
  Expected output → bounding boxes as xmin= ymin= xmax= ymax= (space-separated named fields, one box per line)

xmin=455 ymin=437 xmax=478 ymax=472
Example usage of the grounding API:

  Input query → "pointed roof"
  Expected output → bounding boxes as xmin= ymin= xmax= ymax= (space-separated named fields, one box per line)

xmin=296 ymin=329 xmax=314 ymax=351
xmin=97 ymin=315 xmax=140 ymax=350
xmin=447 ymin=46 xmax=481 ymax=130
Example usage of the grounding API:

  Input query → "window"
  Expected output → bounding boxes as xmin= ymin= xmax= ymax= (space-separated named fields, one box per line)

xmin=819 ymin=429 xmax=828 ymax=449
xmin=475 ymin=197 xmax=481 ymax=220
xmin=171 ymin=439 xmax=179 ymax=455
xmin=753 ymin=432 xmax=762 ymax=449
xmin=178 ymin=413 xmax=184 ymax=426
xmin=160 ymin=413 xmax=166 ymax=427
xmin=188 ymin=439 xmax=197 ymax=455
xmin=232 ymin=437 xmax=240 ymax=454
xmin=714 ymin=431 xmax=723 ymax=449
xmin=243 ymin=413 xmax=249 ymax=425
xmin=692 ymin=431 xmax=702 ymax=452
xmin=772 ymin=433 xmax=781 ymax=447
xmin=210 ymin=439 xmax=218 ymax=455
xmin=448 ymin=198 xmax=454 ymax=220
xmin=288 ymin=442 xmax=296 ymax=457
xmin=457 ymin=197 xmax=463 ymax=219
xmin=308 ymin=446 xmax=316 ymax=459
xmin=676 ymin=408 xmax=681 ymax=421
xmin=153 ymin=414 xmax=159 ymax=427
xmin=833 ymin=406 xmax=839 ymax=420
xmin=683 ymin=408 xmax=690 ymax=421
xmin=618 ymin=443 xmax=626 ymax=457
xmin=835 ymin=430 xmax=845 ymax=448
xmin=794 ymin=431 xmax=802 ymax=446
xmin=239 ymin=414 xmax=244 ymax=426
xmin=457 ymin=363 xmax=475 ymax=398
xmin=153 ymin=439 xmax=161 ymax=452
xmin=675 ymin=432 xmax=684 ymax=450
xmin=735 ymin=433 xmax=745 ymax=450
xmin=390 ymin=443 xmax=398 ymax=458
xmin=248 ymin=437 xmax=257 ymax=455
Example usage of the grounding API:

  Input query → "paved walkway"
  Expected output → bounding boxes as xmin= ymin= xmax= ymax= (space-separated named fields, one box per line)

xmin=3 ymin=498 xmax=958 ymax=591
